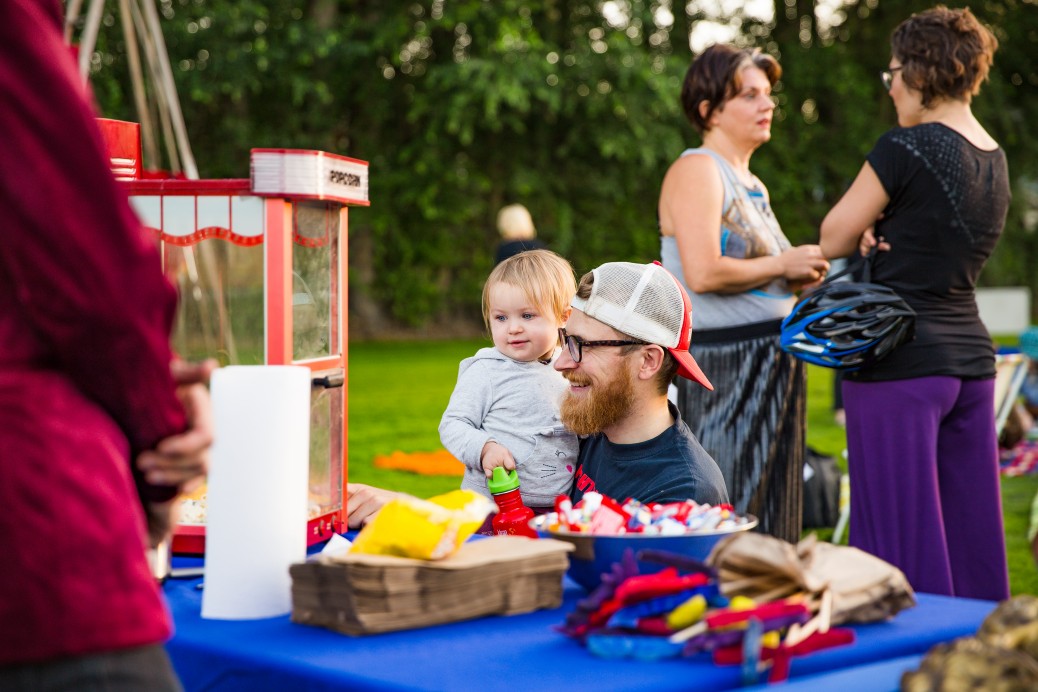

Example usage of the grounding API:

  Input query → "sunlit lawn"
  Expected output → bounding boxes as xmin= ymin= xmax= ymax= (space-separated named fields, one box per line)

xmin=347 ymin=338 xmax=1038 ymax=595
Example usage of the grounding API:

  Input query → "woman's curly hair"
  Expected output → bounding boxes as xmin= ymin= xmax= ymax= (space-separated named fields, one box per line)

xmin=892 ymin=5 xmax=998 ymax=108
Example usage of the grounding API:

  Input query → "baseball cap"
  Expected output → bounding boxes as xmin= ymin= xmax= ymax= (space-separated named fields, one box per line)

xmin=570 ymin=261 xmax=713 ymax=390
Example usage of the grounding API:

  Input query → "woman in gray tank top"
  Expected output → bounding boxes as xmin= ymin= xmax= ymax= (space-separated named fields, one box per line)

xmin=658 ymin=44 xmax=829 ymax=543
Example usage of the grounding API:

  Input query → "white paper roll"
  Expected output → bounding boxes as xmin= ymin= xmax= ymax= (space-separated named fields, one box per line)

xmin=201 ymin=365 xmax=311 ymax=620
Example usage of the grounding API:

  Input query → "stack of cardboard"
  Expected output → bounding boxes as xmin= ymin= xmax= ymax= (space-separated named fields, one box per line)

xmin=290 ymin=536 xmax=574 ymax=635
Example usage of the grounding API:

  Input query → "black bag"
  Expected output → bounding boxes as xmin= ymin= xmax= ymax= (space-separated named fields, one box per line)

xmin=803 ymin=447 xmax=841 ymax=529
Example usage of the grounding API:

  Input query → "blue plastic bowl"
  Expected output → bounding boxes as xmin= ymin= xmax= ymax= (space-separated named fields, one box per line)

xmin=531 ymin=514 xmax=758 ymax=592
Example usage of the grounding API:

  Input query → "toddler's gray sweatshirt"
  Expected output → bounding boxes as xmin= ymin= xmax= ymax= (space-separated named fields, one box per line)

xmin=439 ymin=347 xmax=578 ymax=507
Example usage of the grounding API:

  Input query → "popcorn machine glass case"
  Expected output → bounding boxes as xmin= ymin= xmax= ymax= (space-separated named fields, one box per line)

xmin=120 ymin=148 xmax=369 ymax=552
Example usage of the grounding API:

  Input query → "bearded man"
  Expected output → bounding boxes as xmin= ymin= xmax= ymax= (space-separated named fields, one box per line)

xmin=556 ymin=262 xmax=728 ymax=506
xmin=343 ymin=261 xmax=728 ymax=528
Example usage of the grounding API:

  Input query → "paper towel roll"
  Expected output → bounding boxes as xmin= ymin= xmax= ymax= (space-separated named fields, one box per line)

xmin=202 ymin=365 xmax=311 ymax=620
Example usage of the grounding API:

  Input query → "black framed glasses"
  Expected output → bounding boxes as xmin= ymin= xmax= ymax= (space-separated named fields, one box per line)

xmin=558 ymin=328 xmax=645 ymax=363
xmin=880 ymin=66 xmax=903 ymax=91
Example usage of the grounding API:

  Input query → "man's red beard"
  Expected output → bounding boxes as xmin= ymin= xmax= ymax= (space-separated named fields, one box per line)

xmin=559 ymin=363 xmax=636 ymax=436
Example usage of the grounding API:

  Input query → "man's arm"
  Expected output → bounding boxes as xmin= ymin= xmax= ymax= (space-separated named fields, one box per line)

xmin=346 ymin=483 xmax=405 ymax=529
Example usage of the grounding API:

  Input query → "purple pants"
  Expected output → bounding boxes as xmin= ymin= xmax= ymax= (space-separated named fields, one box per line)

xmin=843 ymin=376 xmax=1009 ymax=601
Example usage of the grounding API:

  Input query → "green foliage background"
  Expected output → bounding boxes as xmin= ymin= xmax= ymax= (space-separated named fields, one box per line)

xmin=83 ymin=0 xmax=1038 ymax=333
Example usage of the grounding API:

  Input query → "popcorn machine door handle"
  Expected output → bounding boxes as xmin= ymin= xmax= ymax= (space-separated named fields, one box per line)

xmin=312 ymin=372 xmax=344 ymax=389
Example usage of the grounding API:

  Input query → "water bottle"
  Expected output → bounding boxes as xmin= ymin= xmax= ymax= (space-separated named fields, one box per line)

xmin=487 ymin=467 xmax=537 ymax=538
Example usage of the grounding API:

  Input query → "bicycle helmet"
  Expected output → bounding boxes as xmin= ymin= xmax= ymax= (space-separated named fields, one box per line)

xmin=781 ymin=280 xmax=916 ymax=370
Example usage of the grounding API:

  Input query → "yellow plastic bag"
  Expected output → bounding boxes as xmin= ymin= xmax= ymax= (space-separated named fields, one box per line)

xmin=349 ymin=489 xmax=494 ymax=560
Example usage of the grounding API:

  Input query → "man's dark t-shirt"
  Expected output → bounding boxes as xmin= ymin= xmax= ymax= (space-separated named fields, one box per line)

xmin=571 ymin=403 xmax=729 ymax=505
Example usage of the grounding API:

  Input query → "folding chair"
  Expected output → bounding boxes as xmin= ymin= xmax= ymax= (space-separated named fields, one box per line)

xmin=994 ymin=353 xmax=1029 ymax=435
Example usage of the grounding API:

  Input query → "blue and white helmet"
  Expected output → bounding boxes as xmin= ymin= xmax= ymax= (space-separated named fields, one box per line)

xmin=780 ymin=281 xmax=916 ymax=370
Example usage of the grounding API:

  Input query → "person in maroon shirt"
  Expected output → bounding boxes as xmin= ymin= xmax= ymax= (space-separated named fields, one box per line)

xmin=0 ymin=1 xmax=213 ymax=688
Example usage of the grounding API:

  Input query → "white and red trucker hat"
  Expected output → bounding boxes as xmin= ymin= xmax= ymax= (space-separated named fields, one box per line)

xmin=570 ymin=261 xmax=713 ymax=390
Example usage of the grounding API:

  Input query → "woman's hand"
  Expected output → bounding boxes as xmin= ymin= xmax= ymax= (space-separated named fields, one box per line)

xmin=779 ymin=244 xmax=830 ymax=283
xmin=859 ymin=227 xmax=891 ymax=256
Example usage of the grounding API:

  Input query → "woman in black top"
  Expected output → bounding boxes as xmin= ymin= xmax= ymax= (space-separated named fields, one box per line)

xmin=819 ymin=6 xmax=1009 ymax=601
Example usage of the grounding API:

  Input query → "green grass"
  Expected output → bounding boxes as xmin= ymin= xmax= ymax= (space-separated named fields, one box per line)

xmin=1002 ymin=474 xmax=1038 ymax=595
xmin=348 ymin=339 xmax=486 ymax=499
xmin=347 ymin=340 xmax=1038 ymax=595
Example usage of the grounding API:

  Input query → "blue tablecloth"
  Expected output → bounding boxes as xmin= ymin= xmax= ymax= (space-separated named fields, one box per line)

xmin=163 ymin=567 xmax=993 ymax=692
xmin=746 ymin=654 xmax=925 ymax=692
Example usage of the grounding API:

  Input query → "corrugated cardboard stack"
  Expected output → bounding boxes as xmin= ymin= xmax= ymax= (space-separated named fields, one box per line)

xmin=291 ymin=536 xmax=574 ymax=635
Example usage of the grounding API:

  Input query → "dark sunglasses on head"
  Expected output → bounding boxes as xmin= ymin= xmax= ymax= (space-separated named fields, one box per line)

xmin=558 ymin=328 xmax=645 ymax=363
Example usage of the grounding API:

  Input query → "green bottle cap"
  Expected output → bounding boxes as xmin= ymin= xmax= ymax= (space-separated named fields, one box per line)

xmin=487 ymin=467 xmax=521 ymax=494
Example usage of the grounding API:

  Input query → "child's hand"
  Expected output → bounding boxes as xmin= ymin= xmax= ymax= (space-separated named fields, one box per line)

xmin=480 ymin=441 xmax=516 ymax=477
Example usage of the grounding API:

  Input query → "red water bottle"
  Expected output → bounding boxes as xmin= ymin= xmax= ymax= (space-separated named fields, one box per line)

xmin=487 ymin=467 xmax=537 ymax=538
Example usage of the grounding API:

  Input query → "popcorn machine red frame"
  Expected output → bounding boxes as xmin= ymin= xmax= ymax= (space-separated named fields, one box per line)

xmin=106 ymin=121 xmax=368 ymax=552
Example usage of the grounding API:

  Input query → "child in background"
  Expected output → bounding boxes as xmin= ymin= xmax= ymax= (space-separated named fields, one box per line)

xmin=494 ymin=203 xmax=546 ymax=265
xmin=439 ymin=250 xmax=578 ymax=530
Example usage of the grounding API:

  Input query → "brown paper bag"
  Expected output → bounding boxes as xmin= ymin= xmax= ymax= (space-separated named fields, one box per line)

xmin=708 ymin=532 xmax=915 ymax=625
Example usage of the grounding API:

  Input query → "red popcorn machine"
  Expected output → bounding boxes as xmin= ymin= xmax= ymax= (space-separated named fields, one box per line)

xmin=104 ymin=120 xmax=368 ymax=553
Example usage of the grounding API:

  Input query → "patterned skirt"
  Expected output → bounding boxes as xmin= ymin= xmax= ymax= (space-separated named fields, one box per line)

xmin=675 ymin=321 xmax=805 ymax=543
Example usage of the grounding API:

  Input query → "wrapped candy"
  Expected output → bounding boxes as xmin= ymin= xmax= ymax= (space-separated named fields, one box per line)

xmin=539 ymin=492 xmax=750 ymax=537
